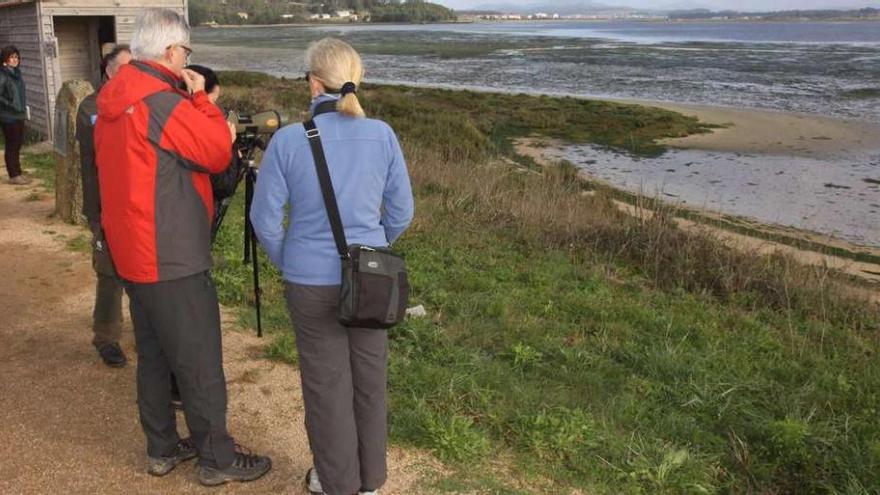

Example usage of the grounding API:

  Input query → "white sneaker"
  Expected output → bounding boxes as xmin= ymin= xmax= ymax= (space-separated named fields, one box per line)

xmin=306 ymin=467 xmax=379 ymax=495
xmin=306 ymin=468 xmax=323 ymax=495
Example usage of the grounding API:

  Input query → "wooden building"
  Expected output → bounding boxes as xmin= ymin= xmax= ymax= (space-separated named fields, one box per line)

xmin=0 ymin=0 xmax=188 ymax=138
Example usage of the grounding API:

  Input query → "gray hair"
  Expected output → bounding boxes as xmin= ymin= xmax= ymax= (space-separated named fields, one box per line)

xmin=130 ymin=9 xmax=190 ymax=61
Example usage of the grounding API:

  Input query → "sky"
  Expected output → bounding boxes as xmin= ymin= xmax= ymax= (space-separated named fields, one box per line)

xmin=435 ymin=0 xmax=879 ymax=11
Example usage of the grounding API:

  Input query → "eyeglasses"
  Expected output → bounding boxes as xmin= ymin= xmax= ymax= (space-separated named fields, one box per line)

xmin=166 ymin=44 xmax=193 ymax=59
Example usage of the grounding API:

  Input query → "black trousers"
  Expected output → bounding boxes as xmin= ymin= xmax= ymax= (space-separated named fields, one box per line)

xmin=124 ymin=271 xmax=235 ymax=469
xmin=2 ymin=119 xmax=24 ymax=178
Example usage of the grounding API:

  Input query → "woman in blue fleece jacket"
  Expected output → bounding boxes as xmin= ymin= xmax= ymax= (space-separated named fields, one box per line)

xmin=250 ymin=38 xmax=413 ymax=495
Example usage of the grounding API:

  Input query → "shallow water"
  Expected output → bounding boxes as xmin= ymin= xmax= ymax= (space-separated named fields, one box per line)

xmin=543 ymin=145 xmax=880 ymax=246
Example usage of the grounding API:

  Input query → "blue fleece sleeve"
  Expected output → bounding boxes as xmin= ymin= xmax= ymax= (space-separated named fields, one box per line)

xmin=381 ymin=128 xmax=414 ymax=244
xmin=250 ymin=133 xmax=290 ymax=269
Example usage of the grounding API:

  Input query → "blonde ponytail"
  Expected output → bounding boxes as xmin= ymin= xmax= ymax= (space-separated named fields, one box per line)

xmin=337 ymin=92 xmax=365 ymax=118
xmin=306 ymin=38 xmax=366 ymax=118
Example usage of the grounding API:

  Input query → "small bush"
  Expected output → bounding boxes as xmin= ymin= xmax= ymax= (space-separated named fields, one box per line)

xmin=514 ymin=407 xmax=598 ymax=462
xmin=424 ymin=414 xmax=491 ymax=463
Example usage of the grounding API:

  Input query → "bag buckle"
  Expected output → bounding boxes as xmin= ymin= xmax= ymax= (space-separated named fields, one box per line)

xmin=306 ymin=128 xmax=320 ymax=139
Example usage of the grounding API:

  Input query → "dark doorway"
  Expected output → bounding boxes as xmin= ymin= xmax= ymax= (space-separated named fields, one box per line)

xmin=53 ymin=15 xmax=116 ymax=88
xmin=98 ymin=16 xmax=116 ymax=50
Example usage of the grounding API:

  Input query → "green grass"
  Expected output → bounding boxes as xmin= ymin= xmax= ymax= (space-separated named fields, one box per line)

xmin=209 ymin=73 xmax=879 ymax=493
xmin=25 ymin=71 xmax=878 ymax=493
xmin=385 ymin=221 xmax=880 ymax=493
xmin=217 ymin=70 xmax=715 ymax=159
xmin=21 ymin=151 xmax=56 ymax=192
xmin=65 ymin=233 xmax=90 ymax=253
xmin=245 ymin=192 xmax=880 ymax=492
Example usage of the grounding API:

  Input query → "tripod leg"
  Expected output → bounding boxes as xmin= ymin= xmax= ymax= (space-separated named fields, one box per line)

xmin=243 ymin=166 xmax=262 ymax=337
xmin=243 ymin=167 xmax=255 ymax=264
xmin=250 ymin=224 xmax=263 ymax=338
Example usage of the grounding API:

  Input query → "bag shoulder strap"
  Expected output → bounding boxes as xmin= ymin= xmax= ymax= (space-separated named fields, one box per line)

xmin=304 ymin=119 xmax=349 ymax=259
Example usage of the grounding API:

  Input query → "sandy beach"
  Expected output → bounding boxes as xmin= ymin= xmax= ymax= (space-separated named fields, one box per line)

xmin=514 ymin=98 xmax=880 ymax=294
xmin=627 ymin=100 xmax=880 ymax=158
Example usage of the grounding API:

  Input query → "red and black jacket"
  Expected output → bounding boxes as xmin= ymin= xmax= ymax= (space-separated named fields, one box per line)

xmin=95 ymin=61 xmax=231 ymax=283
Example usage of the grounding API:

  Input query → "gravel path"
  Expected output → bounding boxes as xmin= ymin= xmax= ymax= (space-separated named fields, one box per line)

xmin=0 ymin=160 xmax=435 ymax=494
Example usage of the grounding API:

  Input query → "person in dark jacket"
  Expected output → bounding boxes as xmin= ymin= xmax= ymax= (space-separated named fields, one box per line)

xmin=76 ymin=44 xmax=132 ymax=367
xmin=184 ymin=63 xmax=245 ymax=229
xmin=0 ymin=45 xmax=30 ymax=185
xmin=94 ymin=9 xmax=271 ymax=485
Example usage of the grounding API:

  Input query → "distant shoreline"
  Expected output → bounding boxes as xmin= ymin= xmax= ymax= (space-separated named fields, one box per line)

xmin=193 ymin=20 xmax=470 ymax=29
xmin=461 ymin=18 xmax=880 ymax=23
xmin=193 ymin=17 xmax=880 ymax=30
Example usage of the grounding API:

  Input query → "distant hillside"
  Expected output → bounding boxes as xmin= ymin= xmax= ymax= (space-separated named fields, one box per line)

xmin=668 ymin=7 xmax=880 ymax=20
xmin=189 ymin=0 xmax=455 ymax=25
xmin=369 ymin=0 xmax=456 ymax=22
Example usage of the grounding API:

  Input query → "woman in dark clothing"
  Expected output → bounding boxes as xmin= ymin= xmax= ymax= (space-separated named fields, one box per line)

xmin=0 ymin=45 xmax=30 ymax=185
xmin=184 ymin=63 xmax=245 ymax=227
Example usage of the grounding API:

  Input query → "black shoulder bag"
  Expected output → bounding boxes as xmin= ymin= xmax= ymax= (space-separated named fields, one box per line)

xmin=304 ymin=119 xmax=409 ymax=329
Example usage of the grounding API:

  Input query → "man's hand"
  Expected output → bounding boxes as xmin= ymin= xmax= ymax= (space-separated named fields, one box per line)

xmin=181 ymin=69 xmax=206 ymax=94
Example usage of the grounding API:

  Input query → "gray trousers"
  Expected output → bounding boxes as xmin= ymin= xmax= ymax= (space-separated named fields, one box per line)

xmin=124 ymin=271 xmax=236 ymax=469
xmin=91 ymin=233 xmax=123 ymax=347
xmin=285 ymin=283 xmax=388 ymax=495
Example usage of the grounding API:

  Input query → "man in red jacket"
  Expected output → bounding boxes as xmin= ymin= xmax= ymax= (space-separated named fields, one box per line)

xmin=94 ymin=9 xmax=271 ymax=486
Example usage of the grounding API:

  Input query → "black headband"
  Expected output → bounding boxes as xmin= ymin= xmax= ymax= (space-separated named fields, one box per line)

xmin=340 ymin=82 xmax=357 ymax=96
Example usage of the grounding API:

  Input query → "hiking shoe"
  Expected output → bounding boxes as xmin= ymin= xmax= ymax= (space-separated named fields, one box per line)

xmin=96 ymin=342 xmax=127 ymax=368
xmin=197 ymin=444 xmax=272 ymax=486
xmin=147 ymin=437 xmax=197 ymax=476
xmin=306 ymin=467 xmax=323 ymax=495
xmin=8 ymin=175 xmax=31 ymax=185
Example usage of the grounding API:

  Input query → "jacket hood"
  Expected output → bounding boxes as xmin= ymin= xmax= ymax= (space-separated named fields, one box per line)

xmin=97 ymin=61 xmax=182 ymax=121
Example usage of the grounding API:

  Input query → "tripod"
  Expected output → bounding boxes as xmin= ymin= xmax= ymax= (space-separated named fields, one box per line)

xmin=212 ymin=137 xmax=265 ymax=337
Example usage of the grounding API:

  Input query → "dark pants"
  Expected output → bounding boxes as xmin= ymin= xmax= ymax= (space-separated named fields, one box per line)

xmin=2 ymin=119 xmax=24 ymax=179
xmin=91 ymin=234 xmax=123 ymax=347
xmin=285 ymin=283 xmax=388 ymax=495
xmin=124 ymin=271 xmax=235 ymax=469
